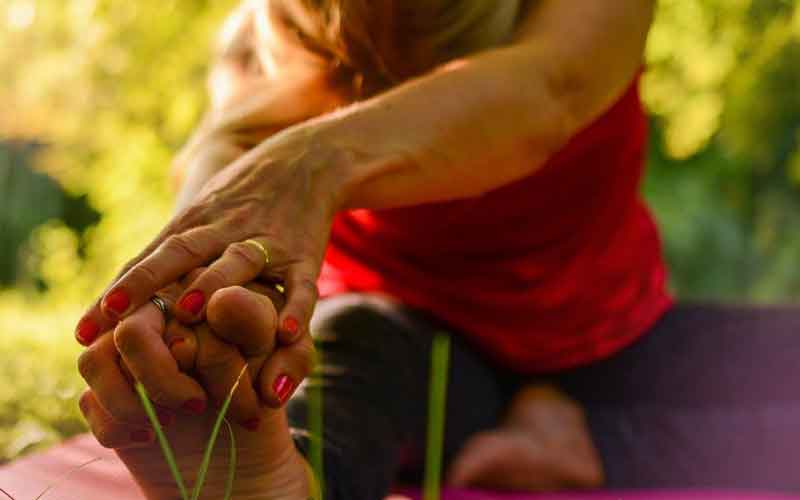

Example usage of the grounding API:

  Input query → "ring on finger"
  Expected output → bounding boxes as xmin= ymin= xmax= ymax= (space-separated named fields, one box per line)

xmin=150 ymin=296 xmax=169 ymax=321
xmin=243 ymin=239 xmax=270 ymax=266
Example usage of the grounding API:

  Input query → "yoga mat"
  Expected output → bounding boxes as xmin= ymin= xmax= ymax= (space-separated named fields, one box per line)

xmin=0 ymin=434 xmax=797 ymax=500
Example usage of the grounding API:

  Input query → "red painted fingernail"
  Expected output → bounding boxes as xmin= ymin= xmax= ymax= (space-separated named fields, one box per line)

xmin=182 ymin=398 xmax=206 ymax=415
xmin=104 ymin=289 xmax=130 ymax=316
xmin=282 ymin=316 xmax=299 ymax=337
xmin=179 ymin=291 xmax=205 ymax=315
xmin=131 ymin=429 xmax=152 ymax=443
xmin=156 ymin=409 xmax=174 ymax=427
xmin=76 ymin=318 xmax=99 ymax=345
xmin=273 ymin=374 xmax=295 ymax=404
xmin=243 ymin=418 xmax=261 ymax=432
xmin=168 ymin=338 xmax=186 ymax=351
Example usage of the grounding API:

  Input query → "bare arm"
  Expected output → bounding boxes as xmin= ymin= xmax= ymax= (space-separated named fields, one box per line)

xmin=172 ymin=2 xmax=343 ymax=210
xmin=77 ymin=0 xmax=656 ymax=361
xmin=296 ymin=0 xmax=656 ymax=209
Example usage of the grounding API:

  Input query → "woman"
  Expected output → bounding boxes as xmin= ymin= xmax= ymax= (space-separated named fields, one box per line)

xmin=73 ymin=1 xmax=800 ymax=499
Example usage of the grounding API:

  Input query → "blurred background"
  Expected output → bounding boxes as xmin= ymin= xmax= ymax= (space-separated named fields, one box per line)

xmin=1 ymin=0 xmax=799 ymax=464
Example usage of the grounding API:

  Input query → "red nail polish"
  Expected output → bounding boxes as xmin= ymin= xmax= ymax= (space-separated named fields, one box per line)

xmin=179 ymin=291 xmax=205 ymax=315
xmin=131 ymin=429 xmax=152 ymax=443
xmin=282 ymin=316 xmax=299 ymax=337
xmin=168 ymin=338 xmax=186 ymax=350
xmin=273 ymin=374 xmax=295 ymax=404
xmin=182 ymin=398 xmax=206 ymax=415
xmin=104 ymin=289 xmax=130 ymax=316
xmin=76 ymin=318 xmax=99 ymax=345
xmin=243 ymin=418 xmax=261 ymax=432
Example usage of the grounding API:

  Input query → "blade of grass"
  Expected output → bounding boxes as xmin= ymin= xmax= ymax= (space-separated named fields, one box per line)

xmin=33 ymin=456 xmax=103 ymax=500
xmin=424 ymin=333 xmax=450 ymax=500
xmin=191 ymin=363 xmax=248 ymax=500
xmin=308 ymin=349 xmax=325 ymax=499
xmin=222 ymin=419 xmax=237 ymax=500
xmin=135 ymin=382 xmax=189 ymax=500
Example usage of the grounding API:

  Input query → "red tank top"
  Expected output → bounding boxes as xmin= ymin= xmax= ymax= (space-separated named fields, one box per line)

xmin=318 ymin=76 xmax=672 ymax=373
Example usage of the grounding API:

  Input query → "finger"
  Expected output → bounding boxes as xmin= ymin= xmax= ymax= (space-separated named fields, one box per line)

xmin=206 ymin=286 xmax=279 ymax=358
xmin=165 ymin=281 xmax=284 ymax=376
xmin=99 ymin=225 xmax=228 ymax=320
xmin=276 ymin=262 xmax=319 ymax=346
xmin=163 ymin=319 xmax=198 ymax=373
xmin=77 ymin=331 xmax=148 ymax=424
xmin=74 ymin=222 xmax=185 ymax=346
xmin=257 ymin=330 xmax=316 ymax=408
xmin=173 ymin=238 xmax=271 ymax=323
xmin=79 ymin=389 xmax=154 ymax=449
xmin=194 ymin=323 xmax=262 ymax=431
xmin=113 ymin=297 xmax=208 ymax=416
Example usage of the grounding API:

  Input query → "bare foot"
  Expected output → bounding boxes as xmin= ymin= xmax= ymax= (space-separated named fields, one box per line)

xmin=446 ymin=384 xmax=604 ymax=491
xmin=113 ymin=394 xmax=311 ymax=500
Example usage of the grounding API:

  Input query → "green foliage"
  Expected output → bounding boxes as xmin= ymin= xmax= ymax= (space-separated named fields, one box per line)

xmin=1 ymin=0 xmax=800 ymax=464
xmin=644 ymin=0 xmax=800 ymax=300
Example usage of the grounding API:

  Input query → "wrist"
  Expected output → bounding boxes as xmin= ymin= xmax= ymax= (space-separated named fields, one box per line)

xmin=296 ymin=116 xmax=410 ymax=212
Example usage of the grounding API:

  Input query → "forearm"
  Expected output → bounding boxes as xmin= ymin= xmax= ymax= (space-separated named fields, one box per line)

xmin=292 ymin=0 xmax=653 ymax=210
xmin=311 ymin=46 xmax=578 ymax=209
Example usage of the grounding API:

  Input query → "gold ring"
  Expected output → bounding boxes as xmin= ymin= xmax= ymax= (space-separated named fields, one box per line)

xmin=243 ymin=239 xmax=270 ymax=266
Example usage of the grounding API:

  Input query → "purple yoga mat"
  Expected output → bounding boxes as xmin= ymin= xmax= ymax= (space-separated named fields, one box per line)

xmin=0 ymin=434 xmax=795 ymax=500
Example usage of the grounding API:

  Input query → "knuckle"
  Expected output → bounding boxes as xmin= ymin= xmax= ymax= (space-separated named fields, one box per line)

xmin=128 ymin=262 xmax=160 ymax=289
xmin=165 ymin=233 xmax=205 ymax=262
xmin=93 ymin=427 xmax=117 ymax=449
xmin=142 ymin=385 xmax=171 ymax=406
xmin=196 ymin=346 xmax=240 ymax=374
xmin=202 ymin=265 xmax=230 ymax=288
xmin=113 ymin=323 xmax=140 ymax=358
xmin=77 ymin=350 xmax=99 ymax=383
xmin=294 ymin=342 xmax=317 ymax=376
xmin=294 ymin=277 xmax=319 ymax=303
xmin=78 ymin=391 xmax=93 ymax=416
xmin=227 ymin=242 xmax=264 ymax=270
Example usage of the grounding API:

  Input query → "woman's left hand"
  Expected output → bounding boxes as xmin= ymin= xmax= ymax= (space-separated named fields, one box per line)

xmin=75 ymin=127 xmax=351 ymax=346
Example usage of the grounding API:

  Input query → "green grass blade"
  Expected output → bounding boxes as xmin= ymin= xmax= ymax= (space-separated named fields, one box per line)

xmin=33 ymin=456 xmax=103 ymax=500
xmin=222 ymin=419 xmax=237 ymax=500
xmin=424 ymin=334 xmax=450 ymax=500
xmin=191 ymin=363 xmax=248 ymax=500
xmin=135 ymin=382 xmax=189 ymax=500
xmin=308 ymin=349 xmax=325 ymax=500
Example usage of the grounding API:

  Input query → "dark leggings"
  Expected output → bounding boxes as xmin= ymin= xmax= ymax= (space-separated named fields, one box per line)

xmin=288 ymin=294 xmax=800 ymax=499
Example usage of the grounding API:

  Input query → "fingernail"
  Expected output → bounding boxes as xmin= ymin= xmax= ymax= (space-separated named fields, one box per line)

xmin=179 ymin=290 xmax=205 ymax=316
xmin=243 ymin=418 xmax=261 ymax=432
xmin=156 ymin=409 xmax=174 ymax=427
xmin=273 ymin=374 xmax=295 ymax=404
xmin=76 ymin=318 xmax=99 ymax=345
xmin=131 ymin=429 xmax=152 ymax=443
xmin=182 ymin=398 xmax=206 ymax=415
xmin=104 ymin=289 xmax=130 ymax=316
xmin=168 ymin=338 xmax=186 ymax=351
xmin=282 ymin=316 xmax=299 ymax=338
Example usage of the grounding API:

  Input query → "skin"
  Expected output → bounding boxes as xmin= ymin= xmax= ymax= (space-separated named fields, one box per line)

xmin=76 ymin=0 xmax=656 ymax=496
xmin=79 ymin=279 xmax=314 ymax=499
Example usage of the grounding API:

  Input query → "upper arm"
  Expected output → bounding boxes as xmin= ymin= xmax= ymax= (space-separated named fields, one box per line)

xmin=512 ymin=0 xmax=656 ymax=128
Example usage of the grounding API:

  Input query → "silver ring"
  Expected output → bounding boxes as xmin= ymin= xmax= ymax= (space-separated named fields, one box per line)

xmin=150 ymin=296 xmax=169 ymax=320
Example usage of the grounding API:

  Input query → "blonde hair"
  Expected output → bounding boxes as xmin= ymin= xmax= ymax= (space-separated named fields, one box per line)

xmin=266 ymin=0 xmax=522 ymax=89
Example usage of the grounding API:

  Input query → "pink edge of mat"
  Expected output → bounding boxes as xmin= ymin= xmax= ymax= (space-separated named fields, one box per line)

xmin=0 ymin=434 xmax=796 ymax=500
xmin=393 ymin=489 xmax=800 ymax=500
